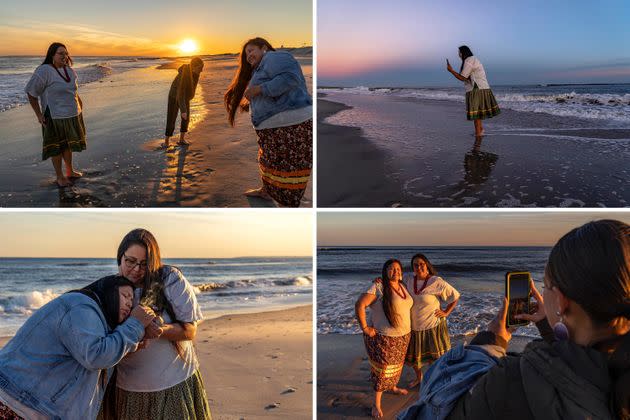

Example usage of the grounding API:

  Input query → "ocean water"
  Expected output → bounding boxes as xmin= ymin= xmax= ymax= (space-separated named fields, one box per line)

xmin=320 ymin=84 xmax=630 ymax=128
xmin=0 ymin=257 xmax=312 ymax=336
xmin=0 ymin=56 xmax=168 ymax=112
xmin=317 ymin=246 xmax=550 ymax=338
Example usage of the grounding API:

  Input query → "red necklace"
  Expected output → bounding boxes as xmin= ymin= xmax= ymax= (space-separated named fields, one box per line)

xmin=53 ymin=65 xmax=71 ymax=83
xmin=391 ymin=282 xmax=407 ymax=299
xmin=414 ymin=275 xmax=430 ymax=295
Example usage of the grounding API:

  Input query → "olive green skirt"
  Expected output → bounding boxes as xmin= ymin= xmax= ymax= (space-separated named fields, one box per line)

xmin=107 ymin=370 xmax=211 ymax=420
xmin=465 ymin=88 xmax=500 ymax=120
xmin=405 ymin=317 xmax=452 ymax=368
xmin=42 ymin=107 xmax=87 ymax=160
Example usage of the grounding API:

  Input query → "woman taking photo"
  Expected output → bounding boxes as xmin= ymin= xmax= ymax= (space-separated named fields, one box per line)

xmin=224 ymin=37 xmax=312 ymax=207
xmin=0 ymin=276 xmax=155 ymax=420
xmin=404 ymin=254 xmax=459 ymax=388
xmin=25 ymin=42 xmax=87 ymax=187
xmin=105 ymin=228 xmax=212 ymax=420
xmin=446 ymin=45 xmax=500 ymax=138
xmin=355 ymin=259 xmax=414 ymax=419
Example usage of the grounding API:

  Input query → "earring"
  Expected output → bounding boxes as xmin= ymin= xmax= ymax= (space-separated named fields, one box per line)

xmin=553 ymin=311 xmax=569 ymax=341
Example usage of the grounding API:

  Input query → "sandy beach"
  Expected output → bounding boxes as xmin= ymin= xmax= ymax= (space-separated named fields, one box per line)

xmin=317 ymin=93 xmax=630 ymax=207
xmin=0 ymin=52 xmax=312 ymax=207
xmin=317 ymin=333 xmax=531 ymax=420
xmin=0 ymin=305 xmax=313 ymax=419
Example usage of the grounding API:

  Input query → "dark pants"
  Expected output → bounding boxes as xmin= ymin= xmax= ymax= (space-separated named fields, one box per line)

xmin=165 ymin=95 xmax=190 ymax=137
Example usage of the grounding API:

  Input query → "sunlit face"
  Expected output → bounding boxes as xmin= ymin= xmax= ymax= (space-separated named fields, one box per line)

xmin=53 ymin=46 xmax=69 ymax=67
xmin=387 ymin=262 xmax=403 ymax=282
xmin=412 ymin=258 xmax=430 ymax=280
xmin=118 ymin=285 xmax=134 ymax=323
xmin=245 ymin=44 xmax=267 ymax=68
xmin=191 ymin=61 xmax=204 ymax=74
xmin=118 ymin=244 xmax=147 ymax=285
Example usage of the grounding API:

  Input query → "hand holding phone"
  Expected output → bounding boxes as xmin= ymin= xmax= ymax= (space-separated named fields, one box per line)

xmin=505 ymin=272 xmax=531 ymax=327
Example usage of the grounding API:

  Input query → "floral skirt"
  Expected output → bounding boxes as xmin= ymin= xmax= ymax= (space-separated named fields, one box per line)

xmin=107 ymin=370 xmax=211 ymax=420
xmin=42 ymin=107 xmax=87 ymax=160
xmin=363 ymin=332 xmax=411 ymax=391
xmin=255 ymin=119 xmax=312 ymax=207
xmin=405 ymin=318 xmax=452 ymax=368
xmin=0 ymin=401 xmax=22 ymax=420
xmin=465 ymin=88 xmax=500 ymax=120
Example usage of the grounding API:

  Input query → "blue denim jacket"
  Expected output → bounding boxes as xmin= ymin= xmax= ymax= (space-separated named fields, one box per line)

xmin=249 ymin=51 xmax=312 ymax=127
xmin=397 ymin=344 xmax=505 ymax=420
xmin=0 ymin=293 xmax=145 ymax=420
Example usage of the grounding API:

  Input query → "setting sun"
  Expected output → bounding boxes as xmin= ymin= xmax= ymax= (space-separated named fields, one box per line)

xmin=178 ymin=39 xmax=199 ymax=55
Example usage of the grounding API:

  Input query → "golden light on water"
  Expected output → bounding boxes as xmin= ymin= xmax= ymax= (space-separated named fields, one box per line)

xmin=178 ymin=39 xmax=199 ymax=55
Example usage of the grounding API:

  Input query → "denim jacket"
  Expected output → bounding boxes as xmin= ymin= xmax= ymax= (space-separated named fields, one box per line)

xmin=397 ymin=343 xmax=505 ymax=420
xmin=249 ymin=51 xmax=312 ymax=127
xmin=0 ymin=293 xmax=145 ymax=420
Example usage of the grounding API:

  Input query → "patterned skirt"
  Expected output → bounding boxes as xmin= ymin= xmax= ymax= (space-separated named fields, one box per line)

xmin=405 ymin=317 xmax=452 ymax=368
xmin=465 ymin=88 xmax=500 ymax=120
xmin=109 ymin=370 xmax=211 ymax=420
xmin=0 ymin=401 xmax=22 ymax=420
xmin=363 ymin=332 xmax=411 ymax=392
xmin=255 ymin=119 xmax=312 ymax=207
xmin=42 ymin=107 xmax=87 ymax=160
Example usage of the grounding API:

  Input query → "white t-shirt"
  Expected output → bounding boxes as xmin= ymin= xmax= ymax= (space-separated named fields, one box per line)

xmin=25 ymin=64 xmax=81 ymax=119
xmin=403 ymin=275 xmax=460 ymax=331
xmin=365 ymin=281 xmax=413 ymax=337
xmin=461 ymin=56 xmax=491 ymax=92
xmin=254 ymin=105 xmax=312 ymax=130
xmin=116 ymin=266 xmax=204 ymax=392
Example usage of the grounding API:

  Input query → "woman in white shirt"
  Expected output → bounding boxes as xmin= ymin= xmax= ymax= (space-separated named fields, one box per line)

xmin=25 ymin=42 xmax=86 ymax=188
xmin=100 ymin=228 xmax=211 ymax=420
xmin=355 ymin=259 xmax=413 ymax=419
xmin=446 ymin=45 xmax=500 ymax=137
xmin=404 ymin=253 xmax=460 ymax=388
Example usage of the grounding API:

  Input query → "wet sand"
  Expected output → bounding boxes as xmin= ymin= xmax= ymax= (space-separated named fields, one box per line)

xmin=0 ymin=305 xmax=313 ymax=419
xmin=317 ymin=333 xmax=531 ymax=420
xmin=0 ymin=54 xmax=312 ymax=207
xmin=317 ymin=94 xmax=630 ymax=207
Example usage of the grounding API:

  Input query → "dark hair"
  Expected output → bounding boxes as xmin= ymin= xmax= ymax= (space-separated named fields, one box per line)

xmin=458 ymin=45 xmax=473 ymax=73
xmin=69 ymin=275 xmax=135 ymax=330
xmin=42 ymin=42 xmax=73 ymax=66
xmin=410 ymin=253 xmax=438 ymax=276
xmin=224 ymin=37 xmax=276 ymax=126
xmin=381 ymin=259 xmax=403 ymax=328
xmin=190 ymin=56 xmax=204 ymax=72
xmin=545 ymin=219 xmax=630 ymax=324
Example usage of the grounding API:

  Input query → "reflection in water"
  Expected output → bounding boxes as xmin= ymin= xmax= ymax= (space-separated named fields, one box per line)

xmin=463 ymin=136 xmax=498 ymax=186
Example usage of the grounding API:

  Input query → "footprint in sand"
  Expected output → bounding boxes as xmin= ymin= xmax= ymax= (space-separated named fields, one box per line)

xmin=281 ymin=387 xmax=296 ymax=395
xmin=264 ymin=403 xmax=280 ymax=410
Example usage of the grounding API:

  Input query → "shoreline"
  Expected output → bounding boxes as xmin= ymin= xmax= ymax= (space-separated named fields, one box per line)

xmin=317 ymin=332 xmax=530 ymax=419
xmin=317 ymin=94 xmax=630 ymax=207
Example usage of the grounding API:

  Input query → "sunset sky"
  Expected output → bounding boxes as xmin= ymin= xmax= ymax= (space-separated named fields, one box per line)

xmin=318 ymin=212 xmax=630 ymax=246
xmin=0 ymin=0 xmax=312 ymax=56
xmin=0 ymin=211 xmax=313 ymax=258
xmin=318 ymin=0 xmax=630 ymax=86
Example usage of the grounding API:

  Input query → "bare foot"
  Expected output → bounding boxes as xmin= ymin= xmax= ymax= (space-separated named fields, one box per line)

xmin=56 ymin=176 xmax=72 ymax=187
xmin=408 ymin=378 xmax=422 ymax=388
xmin=371 ymin=405 xmax=383 ymax=419
xmin=67 ymin=170 xmax=83 ymax=179
xmin=391 ymin=387 xmax=408 ymax=395
xmin=177 ymin=139 xmax=191 ymax=146
xmin=244 ymin=187 xmax=273 ymax=200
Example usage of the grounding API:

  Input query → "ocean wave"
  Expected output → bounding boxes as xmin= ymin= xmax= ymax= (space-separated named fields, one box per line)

xmin=75 ymin=63 xmax=113 ymax=84
xmin=195 ymin=275 xmax=312 ymax=292
xmin=0 ymin=290 xmax=58 ymax=315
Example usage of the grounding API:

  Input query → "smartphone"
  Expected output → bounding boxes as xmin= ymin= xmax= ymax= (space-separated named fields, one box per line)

xmin=505 ymin=271 xmax=531 ymax=327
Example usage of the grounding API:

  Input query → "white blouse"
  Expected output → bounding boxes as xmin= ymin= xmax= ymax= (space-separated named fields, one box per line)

xmin=365 ymin=280 xmax=413 ymax=337
xmin=403 ymin=275 xmax=460 ymax=331
xmin=25 ymin=65 xmax=81 ymax=119
xmin=461 ymin=56 xmax=491 ymax=93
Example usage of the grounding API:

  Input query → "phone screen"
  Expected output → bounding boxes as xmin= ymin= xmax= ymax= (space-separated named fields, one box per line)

xmin=507 ymin=272 xmax=530 ymax=327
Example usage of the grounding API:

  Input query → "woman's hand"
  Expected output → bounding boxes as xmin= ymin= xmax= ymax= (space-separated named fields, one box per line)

xmin=181 ymin=112 xmax=188 ymax=120
xmin=37 ymin=114 xmax=46 ymax=126
xmin=130 ymin=305 xmax=156 ymax=327
xmin=446 ymin=59 xmax=454 ymax=73
xmin=515 ymin=278 xmax=546 ymax=323
xmin=144 ymin=317 xmax=164 ymax=339
xmin=487 ymin=297 xmax=513 ymax=344
xmin=363 ymin=326 xmax=377 ymax=337
xmin=244 ymin=85 xmax=262 ymax=100
xmin=434 ymin=309 xmax=448 ymax=318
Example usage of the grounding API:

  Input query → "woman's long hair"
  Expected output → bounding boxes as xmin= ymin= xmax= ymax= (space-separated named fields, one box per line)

xmin=42 ymin=42 xmax=73 ymax=66
xmin=458 ymin=45 xmax=473 ymax=73
xmin=410 ymin=253 xmax=438 ymax=277
xmin=224 ymin=37 xmax=275 ymax=126
xmin=381 ymin=259 xmax=403 ymax=328
xmin=545 ymin=219 xmax=630 ymax=324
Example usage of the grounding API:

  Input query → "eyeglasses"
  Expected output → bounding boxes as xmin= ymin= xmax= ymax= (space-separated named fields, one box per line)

xmin=122 ymin=254 xmax=147 ymax=271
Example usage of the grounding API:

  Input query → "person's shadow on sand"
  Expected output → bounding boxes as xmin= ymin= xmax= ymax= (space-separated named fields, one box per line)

xmin=463 ymin=136 xmax=498 ymax=186
xmin=57 ymin=184 xmax=105 ymax=207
